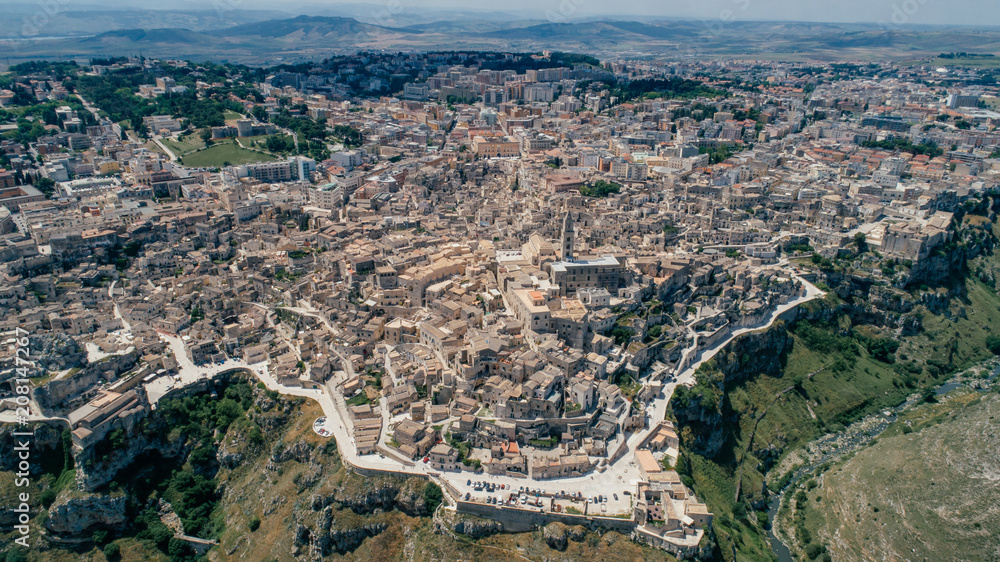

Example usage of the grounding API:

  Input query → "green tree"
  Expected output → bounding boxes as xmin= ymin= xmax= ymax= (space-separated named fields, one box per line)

xmin=986 ymin=335 xmax=1000 ymax=355
xmin=32 ymin=177 xmax=57 ymax=199
xmin=423 ymin=482 xmax=444 ymax=512
xmin=853 ymin=231 xmax=867 ymax=252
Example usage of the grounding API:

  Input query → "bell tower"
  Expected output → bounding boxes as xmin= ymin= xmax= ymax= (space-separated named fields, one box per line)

xmin=560 ymin=211 xmax=575 ymax=262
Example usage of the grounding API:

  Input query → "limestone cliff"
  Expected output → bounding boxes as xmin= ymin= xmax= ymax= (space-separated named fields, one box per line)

xmin=671 ymin=323 xmax=792 ymax=458
xmin=45 ymin=489 xmax=127 ymax=536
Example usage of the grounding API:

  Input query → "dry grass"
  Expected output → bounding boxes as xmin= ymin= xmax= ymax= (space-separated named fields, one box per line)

xmin=803 ymin=392 xmax=1000 ymax=561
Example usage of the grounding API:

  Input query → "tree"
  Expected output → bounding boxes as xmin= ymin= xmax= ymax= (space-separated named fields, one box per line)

xmin=986 ymin=335 xmax=1000 ymax=355
xmin=853 ymin=231 xmax=867 ymax=252
xmin=423 ymin=482 xmax=444 ymax=512
xmin=168 ymin=537 xmax=191 ymax=558
xmin=102 ymin=542 xmax=121 ymax=560
xmin=32 ymin=177 xmax=56 ymax=199
xmin=580 ymin=180 xmax=621 ymax=198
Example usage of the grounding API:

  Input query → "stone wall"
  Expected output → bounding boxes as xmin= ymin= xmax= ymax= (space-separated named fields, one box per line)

xmin=455 ymin=500 xmax=636 ymax=534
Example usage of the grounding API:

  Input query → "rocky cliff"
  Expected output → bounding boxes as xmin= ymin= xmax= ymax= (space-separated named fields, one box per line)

xmin=45 ymin=489 xmax=127 ymax=536
xmin=671 ymin=322 xmax=793 ymax=458
xmin=74 ymin=427 xmax=185 ymax=492
xmin=0 ymin=422 xmax=64 ymax=473
xmin=307 ymin=471 xmax=431 ymax=516
xmin=293 ymin=507 xmax=389 ymax=559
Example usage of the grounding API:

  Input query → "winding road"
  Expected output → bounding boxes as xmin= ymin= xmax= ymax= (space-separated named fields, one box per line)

xmin=1 ymin=267 xmax=825 ymax=522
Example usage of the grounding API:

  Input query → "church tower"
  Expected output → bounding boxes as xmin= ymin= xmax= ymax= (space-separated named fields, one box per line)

xmin=561 ymin=211 xmax=575 ymax=262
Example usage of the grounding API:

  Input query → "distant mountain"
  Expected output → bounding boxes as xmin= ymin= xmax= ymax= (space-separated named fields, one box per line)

xmin=0 ymin=7 xmax=288 ymax=38
xmin=214 ymin=15 xmax=419 ymax=40
xmin=483 ymin=21 xmax=653 ymax=41
xmin=82 ymin=28 xmax=217 ymax=44
xmin=2 ymin=16 xmax=998 ymax=66
xmin=406 ymin=19 xmax=544 ymax=34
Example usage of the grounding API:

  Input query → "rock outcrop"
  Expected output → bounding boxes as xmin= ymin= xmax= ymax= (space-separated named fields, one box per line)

xmin=75 ymin=427 xmax=184 ymax=491
xmin=671 ymin=322 xmax=793 ymax=458
xmin=543 ymin=522 xmax=569 ymax=550
xmin=308 ymin=476 xmax=431 ymax=516
xmin=452 ymin=516 xmax=502 ymax=538
xmin=292 ymin=506 xmax=388 ymax=559
xmin=27 ymin=333 xmax=86 ymax=373
xmin=0 ymin=422 xmax=64 ymax=473
xmin=46 ymin=490 xmax=127 ymax=536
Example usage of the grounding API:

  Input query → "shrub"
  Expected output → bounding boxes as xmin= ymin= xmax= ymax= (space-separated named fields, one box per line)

xmin=986 ymin=335 xmax=1000 ymax=355
xmin=805 ymin=543 xmax=825 ymax=559
xmin=797 ymin=525 xmax=812 ymax=544
xmin=423 ymin=482 xmax=444 ymax=512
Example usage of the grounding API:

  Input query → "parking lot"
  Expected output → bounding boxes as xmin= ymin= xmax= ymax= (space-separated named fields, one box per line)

xmin=455 ymin=477 xmax=633 ymax=516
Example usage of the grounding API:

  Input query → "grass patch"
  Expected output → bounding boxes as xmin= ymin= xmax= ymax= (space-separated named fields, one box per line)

xmin=675 ymin=251 xmax=1000 ymax=561
xmin=181 ymin=142 xmax=278 ymax=167
xmin=800 ymin=392 xmax=1000 ymax=561
xmin=346 ymin=393 xmax=373 ymax=407
xmin=161 ymin=134 xmax=206 ymax=155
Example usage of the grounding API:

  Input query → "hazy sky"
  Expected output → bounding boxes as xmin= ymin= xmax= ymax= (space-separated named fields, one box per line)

xmin=285 ymin=0 xmax=1000 ymax=26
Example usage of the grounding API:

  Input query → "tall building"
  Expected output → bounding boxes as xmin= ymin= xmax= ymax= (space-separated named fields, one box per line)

xmin=560 ymin=211 xmax=574 ymax=261
xmin=946 ymin=94 xmax=980 ymax=109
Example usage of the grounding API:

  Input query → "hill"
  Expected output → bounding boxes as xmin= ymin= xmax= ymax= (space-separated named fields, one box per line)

xmin=667 ymin=193 xmax=1000 ymax=561
xmin=796 ymin=390 xmax=1000 ymax=561
xmin=0 ymin=375 xmax=679 ymax=561
xmin=82 ymin=28 xmax=217 ymax=44
xmin=0 ymin=7 xmax=287 ymax=39
xmin=214 ymin=15 xmax=419 ymax=40
xmin=3 ymin=17 xmax=1000 ymax=65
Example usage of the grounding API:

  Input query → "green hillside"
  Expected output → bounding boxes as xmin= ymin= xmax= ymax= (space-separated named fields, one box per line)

xmin=670 ymin=195 xmax=1000 ymax=561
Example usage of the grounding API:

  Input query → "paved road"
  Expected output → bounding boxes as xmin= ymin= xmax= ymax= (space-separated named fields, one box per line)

xmin=151 ymin=271 xmax=823 ymax=513
xmin=639 ymin=275 xmax=825 ymax=443
xmin=7 ymin=269 xmax=824 ymax=513
xmin=152 ymin=137 xmax=179 ymax=162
